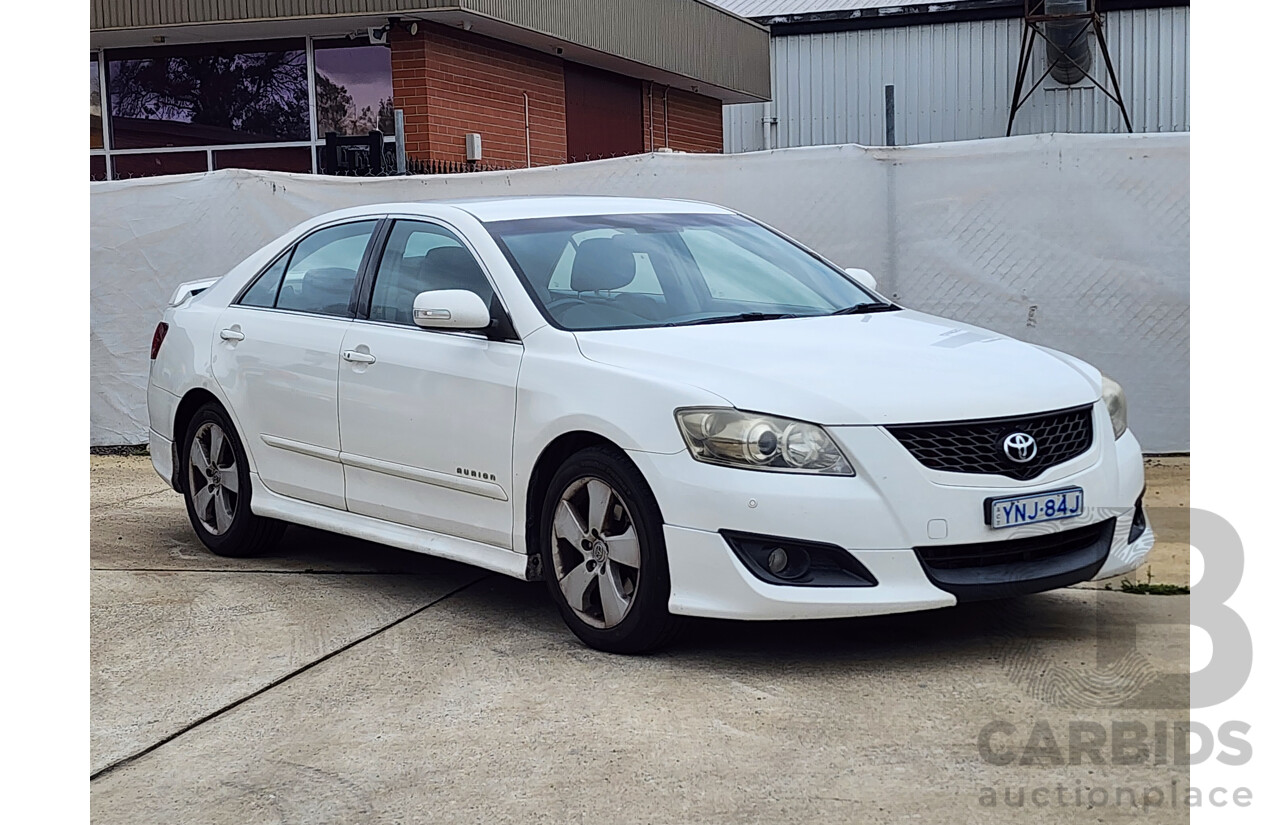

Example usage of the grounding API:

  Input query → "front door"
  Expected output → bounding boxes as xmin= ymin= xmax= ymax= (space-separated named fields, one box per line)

xmin=211 ymin=219 xmax=378 ymax=510
xmin=337 ymin=219 xmax=522 ymax=548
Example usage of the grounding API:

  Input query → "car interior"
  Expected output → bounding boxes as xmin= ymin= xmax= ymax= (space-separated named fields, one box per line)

xmin=370 ymin=241 xmax=495 ymax=325
xmin=277 ymin=267 xmax=358 ymax=316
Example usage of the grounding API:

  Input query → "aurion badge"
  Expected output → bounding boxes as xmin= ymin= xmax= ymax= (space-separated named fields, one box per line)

xmin=1002 ymin=432 xmax=1038 ymax=463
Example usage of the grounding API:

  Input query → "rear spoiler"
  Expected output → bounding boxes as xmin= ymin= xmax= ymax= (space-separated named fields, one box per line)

xmin=168 ymin=277 xmax=220 ymax=307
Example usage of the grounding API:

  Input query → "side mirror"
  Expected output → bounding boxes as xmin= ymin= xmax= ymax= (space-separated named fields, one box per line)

xmin=412 ymin=290 xmax=491 ymax=330
xmin=845 ymin=268 xmax=878 ymax=292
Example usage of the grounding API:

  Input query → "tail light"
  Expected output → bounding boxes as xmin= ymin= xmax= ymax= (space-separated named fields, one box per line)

xmin=150 ymin=322 xmax=169 ymax=360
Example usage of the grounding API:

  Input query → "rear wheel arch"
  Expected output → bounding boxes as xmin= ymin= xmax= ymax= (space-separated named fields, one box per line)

xmin=173 ymin=388 xmax=256 ymax=491
xmin=179 ymin=401 xmax=285 ymax=557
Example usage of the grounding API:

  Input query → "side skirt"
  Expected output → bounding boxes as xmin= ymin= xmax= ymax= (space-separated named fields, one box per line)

xmin=249 ymin=473 xmax=530 ymax=580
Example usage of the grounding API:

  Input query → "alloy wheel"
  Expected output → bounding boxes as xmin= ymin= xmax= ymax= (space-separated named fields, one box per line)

xmin=550 ymin=476 xmax=642 ymax=629
xmin=187 ymin=421 xmax=239 ymax=535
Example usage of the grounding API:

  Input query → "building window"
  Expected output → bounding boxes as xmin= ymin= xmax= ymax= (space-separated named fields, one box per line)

xmin=92 ymin=36 xmax=399 ymax=179
xmin=213 ymin=146 xmax=313 ymax=173
xmin=313 ymin=39 xmax=394 ymax=137
xmin=111 ymin=152 xmax=209 ymax=178
xmin=106 ymin=40 xmax=309 ymax=149
xmin=91 ymin=56 xmax=104 ymax=149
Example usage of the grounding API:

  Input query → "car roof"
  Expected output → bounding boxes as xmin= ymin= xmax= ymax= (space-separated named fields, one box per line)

xmin=310 ymin=196 xmax=736 ymax=226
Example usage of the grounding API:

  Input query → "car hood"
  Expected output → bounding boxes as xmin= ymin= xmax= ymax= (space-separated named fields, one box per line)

xmin=573 ymin=310 xmax=1100 ymax=425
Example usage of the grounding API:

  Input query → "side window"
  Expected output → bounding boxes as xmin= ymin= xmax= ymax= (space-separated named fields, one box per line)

xmin=274 ymin=221 xmax=377 ymax=317
xmin=239 ymin=252 xmax=290 ymax=308
xmin=369 ymin=221 xmax=493 ymax=325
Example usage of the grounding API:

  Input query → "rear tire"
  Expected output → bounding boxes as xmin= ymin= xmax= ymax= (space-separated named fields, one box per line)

xmin=539 ymin=445 xmax=682 ymax=653
xmin=180 ymin=403 xmax=285 ymax=557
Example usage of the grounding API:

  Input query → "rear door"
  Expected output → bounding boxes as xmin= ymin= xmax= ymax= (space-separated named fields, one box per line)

xmin=211 ymin=218 xmax=380 ymax=510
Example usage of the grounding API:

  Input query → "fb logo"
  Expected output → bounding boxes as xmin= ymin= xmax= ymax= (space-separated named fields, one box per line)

xmin=1003 ymin=432 xmax=1037 ymax=463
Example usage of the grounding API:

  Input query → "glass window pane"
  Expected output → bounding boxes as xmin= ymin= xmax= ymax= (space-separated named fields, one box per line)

xmin=276 ymin=221 xmax=377 ymax=317
xmin=90 ymin=155 xmax=108 ymax=181
xmin=547 ymin=229 xmax=663 ymax=295
xmin=214 ymin=146 xmax=312 ymax=173
xmin=91 ymin=57 xmax=103 ymax=149
xmin=111 ymin=151 xmax=208 ymax=179
xmin=106 ymin=40 xmax=308 ymax=149
xmin=313 ymin=41 xmax=394 ymax=137
xmin=370 ymin=222 xmax=493 ymax=325
xmin=239 ymin=253 xmax=291 ymax=308
xmin=681 ymin=228 xmax=827 ymax=306
xmin=489 ymin=213 xmax=875 ymax=331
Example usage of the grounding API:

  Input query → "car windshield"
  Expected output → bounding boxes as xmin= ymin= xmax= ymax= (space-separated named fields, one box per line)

xmin=485 ymin=212 xmax=883 ymax=331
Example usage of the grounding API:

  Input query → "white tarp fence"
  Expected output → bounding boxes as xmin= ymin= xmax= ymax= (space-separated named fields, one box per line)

xmin=91 ymin=132 xmax=1189 ymax=450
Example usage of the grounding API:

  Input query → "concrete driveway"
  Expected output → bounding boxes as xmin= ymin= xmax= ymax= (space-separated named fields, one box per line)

xmin=91 ymin=456 xmax=1190 ymax=824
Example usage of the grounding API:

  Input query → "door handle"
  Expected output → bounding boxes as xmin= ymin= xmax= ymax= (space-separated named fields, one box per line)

xmin=342 ymin=349 xmax=376 ymax=364
xmin=219 ymin=328 xmax=245 ymax=341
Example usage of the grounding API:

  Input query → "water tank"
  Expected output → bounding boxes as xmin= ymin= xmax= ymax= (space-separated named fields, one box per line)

xmin=1044 ymin=0 xmax=1093 ymax=85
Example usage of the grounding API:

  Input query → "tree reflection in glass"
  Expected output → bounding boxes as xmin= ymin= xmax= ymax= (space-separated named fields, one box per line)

xmin=107 ymin=41 xmax=309 ymax=148
xmin=313 ymin=41 xmax=395 ymax=137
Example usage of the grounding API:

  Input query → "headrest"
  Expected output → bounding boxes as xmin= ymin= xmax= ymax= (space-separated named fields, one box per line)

xmin=297 ymin=267 xmax=356 ymax=313
xmin=421 ymin=245 xmax=487 ymax=292
xmin=570 ymin=237 xmax=637 ymax=293
xmin=304 ymin=267 xmax=356 ymax=287
xmin=424 ymin=245 xmax=479 ymax=274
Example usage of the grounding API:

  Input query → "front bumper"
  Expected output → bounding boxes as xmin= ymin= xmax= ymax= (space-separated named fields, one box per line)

xmin=629 ymin=405 xmax=1153 ymax=621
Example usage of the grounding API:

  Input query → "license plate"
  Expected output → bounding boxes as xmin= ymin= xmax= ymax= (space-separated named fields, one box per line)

xmin=987 ymin=487 xmax=1084 ymax=529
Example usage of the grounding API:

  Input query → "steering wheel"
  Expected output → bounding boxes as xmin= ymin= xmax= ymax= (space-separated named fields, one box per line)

xmin=543 ymin=295 xmax=586 ymax=316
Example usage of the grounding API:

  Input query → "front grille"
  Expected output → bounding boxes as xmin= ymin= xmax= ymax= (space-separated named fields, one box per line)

xmin=886 ymin=404 xmax=1094 ymax=481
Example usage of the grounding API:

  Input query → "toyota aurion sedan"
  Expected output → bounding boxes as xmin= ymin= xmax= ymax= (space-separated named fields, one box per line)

xmin=148 ymin=196 xmax=1153 ymax=652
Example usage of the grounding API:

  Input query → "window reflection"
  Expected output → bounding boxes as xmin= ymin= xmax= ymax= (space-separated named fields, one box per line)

xmin=214 ymin=146 xmax=313 ymax=173
xmin=313 ymin=40 xmax=394 ymax=136
xmin=91 ymin=57 xmax=103 ymax=149
xmin=107 ymin=40 xmax=308 ymax=149
xmin=112 ymin=152 xmax=208 ymax=179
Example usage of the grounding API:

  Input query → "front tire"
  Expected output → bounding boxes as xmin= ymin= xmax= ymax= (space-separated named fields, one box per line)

xmin=180 ymin=403 xmax=284 ymax=557
xmin=540 ymin=446 xmax=682 ymax=653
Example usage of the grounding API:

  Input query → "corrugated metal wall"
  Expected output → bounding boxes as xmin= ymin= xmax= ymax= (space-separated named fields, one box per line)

xmin=724 ymin=7 xmax=1188 ymax=150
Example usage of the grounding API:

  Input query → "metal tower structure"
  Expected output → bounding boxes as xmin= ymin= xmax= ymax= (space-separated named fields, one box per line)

xmin=1007 ymin=0 xmax=1133 ymax=136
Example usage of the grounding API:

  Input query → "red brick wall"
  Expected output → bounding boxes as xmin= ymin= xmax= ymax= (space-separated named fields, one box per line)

xmin=391 ymin=25 xmax=567 ymax=167
xmin=664 ymin=88 xmax=723 ymax=153
xmin=390 ymin=31 xmax=430 ymax=158
xmin=392 ymin=26 xmax=721 ymax=166
xmin=643 ymin=84 xmax=723 ymax=154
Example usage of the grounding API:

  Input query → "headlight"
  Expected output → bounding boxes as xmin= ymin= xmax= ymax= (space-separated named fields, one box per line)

xmin=675 ymin=408 xmax=854 ymax=475
xmin=1101 ymin=375 xmax=1128 ymax=439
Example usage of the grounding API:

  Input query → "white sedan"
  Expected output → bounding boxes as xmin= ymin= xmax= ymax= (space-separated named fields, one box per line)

xmin=148 ymin=196 xmax=1152 ymax=652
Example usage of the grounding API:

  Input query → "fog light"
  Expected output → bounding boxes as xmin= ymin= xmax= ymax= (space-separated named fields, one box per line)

xmin=766 ymin=546 xmax=809 ymax=580
xmin=721 ymin=531 xmax=877 ymax=587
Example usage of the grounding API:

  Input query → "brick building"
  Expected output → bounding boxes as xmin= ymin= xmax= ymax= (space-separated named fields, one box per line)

xmin=89 ymin=1 xmax=771 ymax=180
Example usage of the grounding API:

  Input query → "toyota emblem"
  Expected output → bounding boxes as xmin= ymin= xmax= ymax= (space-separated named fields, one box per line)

xmin=1003 ymin=432 xmax=1038 ymax=463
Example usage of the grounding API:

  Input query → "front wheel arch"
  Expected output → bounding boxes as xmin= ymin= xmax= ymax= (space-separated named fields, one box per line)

xmin=524 ymin=431 xmax=666 ymax=571
xmin=537 ymin=443 xmax=681 ymax=653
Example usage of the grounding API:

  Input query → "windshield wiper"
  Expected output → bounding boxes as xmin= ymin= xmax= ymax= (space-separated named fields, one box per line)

xmin=828 ymin=302 xmax=901 ymax=316
xmin=664 ymin=312 xmax=800 ymax=327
